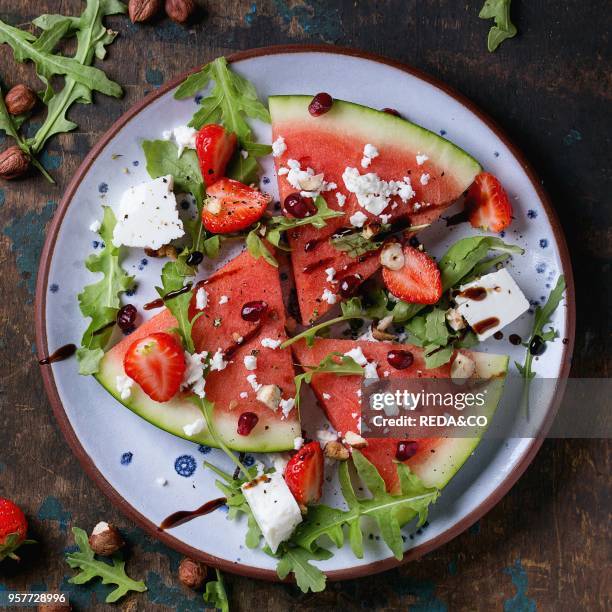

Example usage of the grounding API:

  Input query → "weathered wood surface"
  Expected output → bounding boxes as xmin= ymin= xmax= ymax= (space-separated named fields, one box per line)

xmin=0 ymin=1 xmax=610 ymax=610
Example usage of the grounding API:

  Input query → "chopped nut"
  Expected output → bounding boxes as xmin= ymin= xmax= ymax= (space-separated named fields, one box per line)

xmin=178 ymin=557 xmax=207 ymax=589
xmin=144 ymin=244 xmax=178 ymax=259
xmin=232 ymin=332 xmax=243 ymax=343
xmin=297 ymin=172 xmax=324 ymax=192
xmin=129 ymin=0 xmax=162 ymax=22
xmin=372 ymin=315 xmax=396 ymax=341
xmin=5 ymin=84 xmax=37 ymax=115
xmin=450 ymin=353 xmax=476 ymax=384
xmin=256 ymin=384 xmax=281 ymax=411
xmin=362 ymin=222 xmax=382 ymax=240
xmin=446 ymin=308 xmax=466 ymax=332
xmin=379 ymin=242 xmax=404 ymax=271
xmin=344 ymin=431 xmax=368 ymax=448
xmin=324 ymin=440 xmax=350 ymax=461
xmin=228 ymin=399 xmax=238 ymax=410
xmin=0 ymin=145 xmax=30 ymax=179
xmin=165 ymin=0 xmax=196 ymax=23
xmin=88 ymin=522 xmax=124 ymax=556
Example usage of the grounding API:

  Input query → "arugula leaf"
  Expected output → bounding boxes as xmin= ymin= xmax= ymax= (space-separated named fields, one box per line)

xmin=246 ymin=223 xmax=278 ymax=267
xmin=479 ymin=0 xmax=517 ymax=52
xmin=77 ymin=207 xmax=133 ymax=374
xmin=423 ymin=344 xmax=455 ymax=369
xmin=203 ymin=569 xmax=230 ymax=612
xmin=65 ymin=527 xmax=147 ymax=603
xmin=276 ymin=546 xmax=332 ymax=593
xmin=142 ymin=140 xmax=204 ymax=204
xmin=292 ymin=452 xmax=439 ymax=561
xmin=281 ymin=311 xmax=361 ymax=348
xmin=294 ymin=352 xmax=364 ymax=411
xmin=515 ymin=275 xmax=566 ymax=413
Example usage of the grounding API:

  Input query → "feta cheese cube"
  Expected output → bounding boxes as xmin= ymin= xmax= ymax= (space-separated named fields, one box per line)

xmin=336 ymin=192 xmax=347 ymax=207
xmin=256 ymin=384 xmax=281 ymax=410
xmin=455 ymin=268 xmax=529 ymax=340
xmin=195 ymin=287 xmax=208 ymax=310
xmin=112 ymin=175 xmax=184 ymax=249
xmin=116 ymin=375 xmax=134 ymax=400
xmin=364 ymin=361 xmax=379 ymax=379
xmin=244 ymin=354 xmax=258 ymax=371
xmin=279 ymin=397 xmax=295 ymax=419
xmin=420 ymin=172 xmax=430 ymax=185
xmin=349 ymin=211 xmax=368 ymax=227
xmin=261 ymin=337 xmax=282 ymax=349
xmin=416 ymin=153 xmax=429 ymax=165
xmin=218 ymin=295 xmax=229 ymax=305
xmin=246 ymin=373 xmax=262 ymax=392
xmin=241 ymin=472 xmax=303 ymax=552
xmin=325 ymin=267 xmax=336 ymax=282
xmin=343 ymin=346 xmax=368 ymax=366
xmin=321 ymin=288 xmax=337 ymax=305
xmin=209 ymin=348 xmax=228 ymax=372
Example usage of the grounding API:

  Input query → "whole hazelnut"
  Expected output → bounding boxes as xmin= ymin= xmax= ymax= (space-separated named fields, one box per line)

xmin=0 ymin=146 xmax=30 ymax=179
xmin=165 ymin=0 xmax=196 ymax=23
xmin=88 ymin=521 xmax=124 ymax=556
xmin=129 ymin=0 xmax=162 ymax=23
xmin=324 ymin=440 xmax=350 ymax=461
xmin=5 ymin=84 xmax=37 ymax=115
xmin=178 ymin=557 xmax=207 ymax=589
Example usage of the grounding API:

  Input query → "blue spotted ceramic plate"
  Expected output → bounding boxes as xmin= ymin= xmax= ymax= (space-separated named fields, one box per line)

xmin=36 ymin=47 xmax=574 ymax=581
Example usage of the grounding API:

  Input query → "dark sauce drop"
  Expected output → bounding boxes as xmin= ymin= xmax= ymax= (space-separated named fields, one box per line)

xmin=92 ymin=320 xmax=116 ymax=336
xmin=509 ymin=333 xmax=522 ymax=346
xmin=302 ymin=257 xmax=334 ymax=275
xmin=159 ymin=497 xmax=227 ymax=530
xmin=529 ymin=334 xmax=547 ymax=356
xmin=39 ymin=343 xmax=77 ymax=365
xmin=223 ymin=320 xmax=265 ymax=360
xmin=493 ymin=331 xmax=504 ymax=340
xmin=445 ymin=209 xmax=469 ymax=227
xmin=472 ymin=317 xmax=500 ymax=336
xmin=144 ymin=283 xmax=193 ymax=310
xmin=457 ymin=286 xmax=487 ymax=301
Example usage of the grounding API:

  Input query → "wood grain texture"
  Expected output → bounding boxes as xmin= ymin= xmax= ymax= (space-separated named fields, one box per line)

xmin=0 ymin=1 xmax=610 ymax=610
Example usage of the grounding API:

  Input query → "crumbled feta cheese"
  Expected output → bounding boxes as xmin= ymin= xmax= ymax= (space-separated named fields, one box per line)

xmin=92 ymin=521 xmax=110 ymax=536
xmin=195 ymin=287 xmax=208 ymax=310
xmin=183 ymin=417 xmax=206 ymax=437
xmin=218 ymin=295 xmax=229 ymax=305
xmin=239 ymin=391 xmax=248 ymax=399
xmin=454 ymin=268 xmax=530 ymax=340
xmin=361 ymin=143 xmax=379 ymax=168
xmin=357 ymin=327 xmax=377 ymax=342
xmin=89 ymin=219 xmax=101 ymax=233
xmin=155 ymin=477 xmax=168 ymax=487
xmin=325 ymin=267 xmax=336 ymax=282
xmin=278 ymin=159 xmax=335 ymax=198
xmin=209 ymin=348 xmax=227 ymax=372
xmin=344 ymin=431 xmax=368 ymax=448
xmin=271 ymin=452 xmax=291 ymax=473
xmin=112 ymin=175 xmax=184 ymax=249
xmin=161 ymin=129 xmax=172 ymax=140
xmin=364 ymin=361 xmax=379 ymax=379
xmin=336 ymin=192 xmax=347 ymax=207
xmin=261 ymin=337 xmax=282 ymax=349
xmin=321 ymin=288 xmax=337 ymax=305
xmin=446 ymin=308 xmax=466 ymax=332
xmin=256 ymin=384 xmax=281 ymax=410
xmin=416 ymin=153 xmax=429 ymax=165
xmin=246 ymin=373 xmax=262 ymax=392
xmin=293 ymin=436 xmax=304 ymax=450
xmin=342 ymin=167 xmax=415 ymax=216
xmin=349 ymin=210 xmax=368 ymax=227
xmin=181 ymin=351 xmax=208 ymax=398
xmin=344 ymin=346 xmax=368 ymax=366
xmin=170 ymin=125 xmax=197 ymax=157
xmin=379 ymin=214 xmax=391 ymax=224
xmin=322 ymin=392 xmax=331 ymax=400
xmin=240 ymin=149 xmax=248 ymax=159
xmin=241 ymin=472 xmax=302 ymax=553
xmin=244 ymin=355 xmax=258 ymax=371
xmin=279 ymin=397 xmax=295 ymax=419
xmin=316 ymin=429 xmax=338 ymax=445
xmin=116 ymin=375 xmax=134 ymax=400
xmin=384 ymin=371 xmax=390 ymax=377
xmin=272 ymin=135 xmax=287 ymax=157
xmin=420 ymin=172 xmax=430 ymax=185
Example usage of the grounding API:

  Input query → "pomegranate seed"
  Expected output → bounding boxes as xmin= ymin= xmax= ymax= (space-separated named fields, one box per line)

xmin=117 ymin=304 xmax=137 ymax=331
xmin=338 ymin=274 xmax=362 ymax=298
xmin=396 ymin=440 xmax=418 ymax=461
xmin=284 ymin=193 xmax=317 ymax=219
xmin=241 ymin=300 xmax=268 ymax=322
xmin=237 ymin=412 xmax=259 ymax=436
xmin=308 ymin=92 xmax=333 ymax=117
xmin=387 ymin=349 xmax=414 ymax=370
xmin=529 ymin=334 xmax=546 ymax=356
xmin=382 ymin=107 xmax=401 ymax=117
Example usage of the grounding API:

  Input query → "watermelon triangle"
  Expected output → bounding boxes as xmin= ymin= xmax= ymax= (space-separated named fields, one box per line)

xmin=270 ymin=96 xmax=481 ymax=324
xmin=291 ymin=337 xmax=508 ymax=493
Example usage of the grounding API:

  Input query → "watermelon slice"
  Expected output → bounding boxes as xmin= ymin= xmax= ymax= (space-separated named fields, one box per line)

xmin=291 ymin=337 xmax=508 ymax=493
xmin=270 ymin=95 xmax=482 ymax=324
xmin=96 ymin=251 xmax=301 ymax=452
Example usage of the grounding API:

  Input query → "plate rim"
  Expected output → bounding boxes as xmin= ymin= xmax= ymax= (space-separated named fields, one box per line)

xmin=34 ymin=43 xmax=576 ymax=583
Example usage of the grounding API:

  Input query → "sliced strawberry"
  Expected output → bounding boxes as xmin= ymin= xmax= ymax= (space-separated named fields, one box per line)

xmin=123 ymin=332 xmax=186 ymax=402
xmin=195 ymin=124 xmax=237 ymax=187
xmin=382 ymin=245 xmax=442 ymax=304
xmin=284 ymin=442 xmax=324 ymax=507
xmin=202 ymin=178 xmax=270 ymax=234
xmin=0 ymin=498 xmax=28 ymax=561
xmin=465 ymin=172 xmax=513 ymax=232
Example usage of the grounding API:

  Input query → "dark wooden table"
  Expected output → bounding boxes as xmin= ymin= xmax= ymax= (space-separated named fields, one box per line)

xmin=1 ymin=1 xmax=610 ymax=610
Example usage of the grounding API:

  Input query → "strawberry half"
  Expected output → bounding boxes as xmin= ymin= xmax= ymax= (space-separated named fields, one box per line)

xmin=196 ymin=124 xmax=237 ymax=187
xmin=465 ymin=172 xmax=513 ymax=232
xmin=284 ymin=442 xmax=324 ymax=507
xmin=202 ymin=178 xmax=270 ymax=234
xmin=123 ymin=332 xmax=186 ymax=402
xmin=0 ymin=498 xmax=30 ymax=561
xmin=382 ymin=245 xmax=442 ymax=304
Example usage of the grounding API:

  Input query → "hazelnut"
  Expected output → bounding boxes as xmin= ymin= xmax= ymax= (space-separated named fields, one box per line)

xmin=379 ymin=242 xmax=405 ymax=271
xmin=450 ymin=353 xmax=476 ymax=384
xmin=129 ymin=0 xmax=162 ymax=22
xmin=165 ymin=0 xmax=196 ymax=23
xmin=144 ymin=244 xmax=178 ymax=259
xmin=5 ymin=84 xmax=37 ymax=115
xmin=0 ymin=146 xmax=30 ymax=179
xmin=178 ymin=557 xmax=207 ymax=589
xmin=88 ymin=521 xmax=124 ymax=556
xmin=324 ymin=440 xmax=349 ymax=461
xmin=344 ymin=431 xmax=368 ymax=449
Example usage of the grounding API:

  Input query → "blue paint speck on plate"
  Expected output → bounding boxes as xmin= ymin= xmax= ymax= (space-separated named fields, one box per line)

xmin=494 ymin=151 xmax=500 ymax=157
xmin=98 ymin=182 xmax=109 ymax=194
xmin=198 ymin=445 xmax=212 ymax=454
xmin=539 ymin=238 xmax=548 ymax=248
xmin=262 ymin=176 xmax=270 ymax=185
xmin=500 ymin=230 xmax=506 ymax=238
xmin=194 ymin=94 xmax=203 ymax=104
xmin=121 ymin=452 xmax=133 ymax=465
xmin=175 ymin=455 xmax=196 ymax=477
xmin=126 ymin=285 xmax=137 ymax=296
xmin=132 ymin=160 xmax=139 ymax=166
xmin=49 ymin=283 xmax=59 ymax=293
xmin=536 ymin=263 xmax=546 ymax=274
xmin=244 ymin=455 xmax=255 ymax=467
xmin=141 ymin=258 xmax=148 ymax=266
xmin=527 ymin=209 xmax=537 ymax=219
xmin=439 ymin=129 xmax=446 ymax=135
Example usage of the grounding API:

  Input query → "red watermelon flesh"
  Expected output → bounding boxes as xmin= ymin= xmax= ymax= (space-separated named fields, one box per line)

xmin=270 ymin=95 xmax=481 ymax=324
xmin=291 ymin=337 xmax=508 ymax=493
